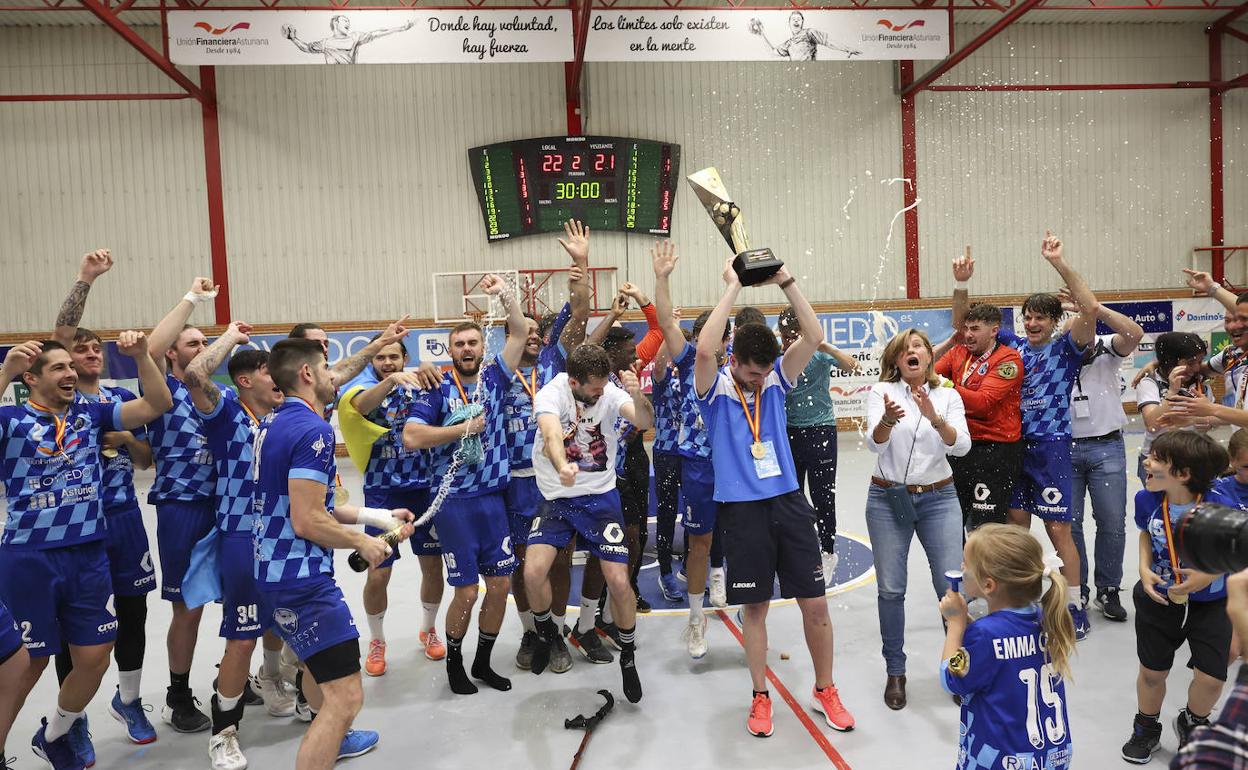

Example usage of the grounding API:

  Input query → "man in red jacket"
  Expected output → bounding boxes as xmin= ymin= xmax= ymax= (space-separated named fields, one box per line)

xmin=935 ymin=301 xmax=1024 ymax=530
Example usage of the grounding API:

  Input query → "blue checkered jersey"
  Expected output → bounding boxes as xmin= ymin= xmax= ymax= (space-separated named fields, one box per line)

xmin=500 ymin=318 xmax=571 ymax=471
xmin=408 ymin=359 xmax=511 ymax=498
xmin=695 ymin=362 xmax=797 ymax=503
xmin=0 ymin=400 xmax=121 ymax=549
xmin=674 ymin=343 xmax=711 ymax=460
xmin=941 ymin=606 xmax=1072 ymax=770
xmin=607 ymin=372 xmax=640 ymax=476
xmin=146 ymin=374 xmax=218 ymax=503
xmin=252 ymin=397 xmax=337 ymax=588
xmin=1135 ymin=489 xmax=1234 ymax=601
xmin=199 ymin=390 xmax=262 ymax=534
xmin=651 ymin=365 xmax=683 ymax=457
xmin=77 ymin=386 xmax=143 ymax=511
xmin=362 ymin=384 xmax=429 ymax=493
xmin=999 ymin=330 xmax=1084 ymax=441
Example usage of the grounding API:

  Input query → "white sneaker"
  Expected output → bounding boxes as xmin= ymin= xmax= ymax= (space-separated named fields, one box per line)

xmin=709 ymin=570 xmax=728 ymax=608
xmin=681 ymin=617 xmax=708 ymax=659
xmin=822 ymin=551 xmax=839 ymax=587
xmin=250 ymin=668 xmax=296 ymax=717
xmin=209 ymin=726 xmax=248 ymax=770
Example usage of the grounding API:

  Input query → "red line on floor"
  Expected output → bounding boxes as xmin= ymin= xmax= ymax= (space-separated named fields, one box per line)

xmin=715 ymin=609 xmax=853 ymax=770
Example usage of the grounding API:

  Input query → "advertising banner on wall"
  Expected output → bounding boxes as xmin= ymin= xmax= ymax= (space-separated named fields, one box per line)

xmin=584 ymin=10 xmax=950 ymax=62
xmin=167 ymin=10 xmax=573 ymax=65
xmin=1 ymin=296 xmax=1227 ymax=424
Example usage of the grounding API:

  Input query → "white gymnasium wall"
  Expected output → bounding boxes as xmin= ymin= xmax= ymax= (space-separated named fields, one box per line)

xmin=0 ymin=26 xmax=216 ymax=333
xmin=1225 ymin=39 xmax=1247 ymax=270
xmin=916 ymin=23 xmax=1212 ymax=299
xmin=0 ymin=21 xmax=1240 ymax=333
xmin=583 ymin=59 xmax=905 ymax=309
xmin=216 ymin=63 xmax=566 ymax=324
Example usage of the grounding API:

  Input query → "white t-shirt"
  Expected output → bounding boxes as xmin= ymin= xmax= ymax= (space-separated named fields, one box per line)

xmin=532 ymin=373 xmax=631 ymax=500
xmin=1071 ymin=334 xmax=1129 ymax=439
xmin=1135 ymin=373 xmax=1215 ymax=456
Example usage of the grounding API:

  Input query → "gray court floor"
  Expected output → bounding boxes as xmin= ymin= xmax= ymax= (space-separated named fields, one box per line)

xmin=7 ymin=416 xmax=1228 ymax=769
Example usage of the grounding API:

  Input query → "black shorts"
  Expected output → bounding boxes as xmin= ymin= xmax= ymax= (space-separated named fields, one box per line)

xmin=719 ymin=491 xmax=824 ymax=605
xmin=303 ymin=638 xmax=362 ymax=685
xmin=616 ymin=436 xmax=650 ymax=527
xmin=1132 ymin=582 xmax=1232 ymax=681
xmin=949 ymin=440 xmax=1023 ymax=530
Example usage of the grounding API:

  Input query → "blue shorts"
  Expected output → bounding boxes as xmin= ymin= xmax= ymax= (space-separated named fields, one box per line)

xmin=220 ymin=533 xmax=265 ymax=640
xmin=0 ymin=541 xmax=116 ymax=657
xmin=0 ymin=600 xmax=23 ymax=661
xmin=155 ymin=499 xmax=215 ymax=602
xmin=504 ymin=475 xmax=543 ymax=547
xmin=103 ymin=501 xmax=156 ymax=597
xmin=363 ymin=487 xmax=439 ymax=568
xmin=680 ymin=456 xmax=718 ymax=536
xmin=261 ymin=575 xmax=359 ymax=662
xmin=435 ymin=491 xmax=516 ymax=587
xmin=529 ymin=490 xmax=630 ymax=564
xmin=1010 ymin=439 xmax=1074 ymax=522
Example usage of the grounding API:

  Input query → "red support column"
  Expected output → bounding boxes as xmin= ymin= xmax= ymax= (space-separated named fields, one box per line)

xmin=900 ymin=60 xmax=921 ymax=299
xmin=1211 ymin=30 xmax=1225 ymax=283
xmin=564 ymin=0 xmax=590 ymax=135
xmin=199 ymin=65 xmax=231 ymax=323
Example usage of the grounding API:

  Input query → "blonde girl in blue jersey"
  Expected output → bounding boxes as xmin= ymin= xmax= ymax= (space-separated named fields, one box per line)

xmin=940 ymin=524 xmax=1077 ymax=770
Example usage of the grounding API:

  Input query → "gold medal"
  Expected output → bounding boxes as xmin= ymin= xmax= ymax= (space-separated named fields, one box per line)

xmin=751 ymin=441 xmax=766 ymax=460
xmin=1168 ymin=589 xmax=1188 ymax=605
xmin=334 ymin=473 xmax=349 ymax=506
xmin=101 ymin=447 xmax=119 ymax=460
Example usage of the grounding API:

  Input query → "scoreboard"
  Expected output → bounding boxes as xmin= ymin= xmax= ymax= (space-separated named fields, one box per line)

xmin=468 ymin=136 xmax=680 ymax=242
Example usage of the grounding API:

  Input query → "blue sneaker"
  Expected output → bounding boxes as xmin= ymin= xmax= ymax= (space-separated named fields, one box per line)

xmin=658 ymin=573 xmax=685 ymax=602
xmin=66 ymin=717 xmax=93 ymax=768
xmin=337 ymin=729 xmax=379 ymax=761
xmin=1070 ymin=603 xmax=1091 ymax=641
xmin=108 ymin=690 xmax=157 ymax=745
xmin=31 ymin=719 xmax=84 ymax=770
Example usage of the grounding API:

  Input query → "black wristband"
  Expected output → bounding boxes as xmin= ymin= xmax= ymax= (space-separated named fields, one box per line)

xmin=779 ymin=277 xmax=796 ymax=290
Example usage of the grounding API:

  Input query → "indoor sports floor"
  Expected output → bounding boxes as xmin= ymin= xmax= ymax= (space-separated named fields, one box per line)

xmin=9 ymin=416 xmax=1213 ymax=770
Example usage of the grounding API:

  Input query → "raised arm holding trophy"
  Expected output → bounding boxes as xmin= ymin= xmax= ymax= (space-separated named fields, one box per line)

xmin=686 ymin=167 xmax=784 ymax=286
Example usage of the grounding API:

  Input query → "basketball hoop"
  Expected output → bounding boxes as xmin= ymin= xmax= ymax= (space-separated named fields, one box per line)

xmin=467 ymin=310 xmax=486 ymax=326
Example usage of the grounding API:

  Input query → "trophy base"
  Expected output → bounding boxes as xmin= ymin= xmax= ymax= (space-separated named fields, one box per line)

xmin=733 ymin=248 xmax=783 ymax=287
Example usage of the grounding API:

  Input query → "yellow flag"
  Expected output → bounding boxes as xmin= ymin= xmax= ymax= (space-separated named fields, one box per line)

xmin=337 ymin=385 xmax=388 ymax=474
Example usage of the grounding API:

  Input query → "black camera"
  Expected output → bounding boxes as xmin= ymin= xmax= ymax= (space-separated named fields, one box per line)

xmin=1176 ymin=502 xmax=1248 ymax=575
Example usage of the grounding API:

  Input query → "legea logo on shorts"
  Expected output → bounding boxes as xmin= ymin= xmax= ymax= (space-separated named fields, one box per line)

xmin=1041 ymin=487 xmax=1063 ymax=505
xmin=274 ymin=608 xmax=299 ymax=635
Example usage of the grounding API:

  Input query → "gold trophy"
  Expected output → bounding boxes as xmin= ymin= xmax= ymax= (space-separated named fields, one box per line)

xmin=686 ymin=167 xmax=783 ymax=286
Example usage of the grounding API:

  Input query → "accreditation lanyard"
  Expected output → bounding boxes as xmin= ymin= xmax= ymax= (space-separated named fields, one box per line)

xmin=28 ymin=401 xmax=69 ymax=457
xmin=1161 ymin=494 xmax=1199 ymax=586
xmin=960 ymin=344 xmax=996 ymax=387
xmin=731 ymin=380 xmax=766 ymax=459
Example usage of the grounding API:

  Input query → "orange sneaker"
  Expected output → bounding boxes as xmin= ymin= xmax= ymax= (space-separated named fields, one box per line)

xmin=747 ymin=693 xmax=773 ymax=738
xmin=420 ymin=628 xmax=447 ymax=661
xmin=364 ymin=640 xmax=387 ymax=677
xmin=811 ymin=685 xmax=855 ymax=732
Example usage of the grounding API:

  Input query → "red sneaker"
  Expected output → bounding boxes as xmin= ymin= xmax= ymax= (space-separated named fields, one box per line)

xmin=420 ymin=628 xmax=447 ymax=661
xmin=747 ymin=693 xmax=774 ymax=738
xmin=812 ymin=685 xmax=855 ymax=732
xmin=364 ymin=639 xmax=387 ymax=677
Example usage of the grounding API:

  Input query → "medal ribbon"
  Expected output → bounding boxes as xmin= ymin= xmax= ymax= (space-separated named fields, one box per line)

xmin=451 ymin=369 xmax=471 ymax=406
xmin=514 ymin=368 xmax=540 ymax=402
xmin=1161 ymin=494 xmax=1199 ymax=587
xmin=959 ymin=343 xmax=997 ymax=386
xmin=28 ymin=401 xmax=68 ymax=456
xmin=731 ymin=379 xmax=763 ymax=448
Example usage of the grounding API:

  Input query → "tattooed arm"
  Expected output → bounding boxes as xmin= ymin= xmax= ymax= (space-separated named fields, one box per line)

xmin=52 ymin=249 xmax=113 ymax=345
xmin=330 ymin=316 xmax=410 ymax=388
xmin=185 ymin=322 xmax=251 ymax=414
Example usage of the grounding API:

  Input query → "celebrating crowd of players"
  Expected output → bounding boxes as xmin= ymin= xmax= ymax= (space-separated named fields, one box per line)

xmin=1 ymin=225 xmax=1247 ymax=770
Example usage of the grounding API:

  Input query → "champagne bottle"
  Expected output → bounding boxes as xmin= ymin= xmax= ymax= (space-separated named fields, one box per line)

xmin=348 ymin=524 xmax=403 ymax=573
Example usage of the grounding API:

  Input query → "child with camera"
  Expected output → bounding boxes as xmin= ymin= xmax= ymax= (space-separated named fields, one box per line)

xmin=1123 ymin=431 xmax=1235 ymax=763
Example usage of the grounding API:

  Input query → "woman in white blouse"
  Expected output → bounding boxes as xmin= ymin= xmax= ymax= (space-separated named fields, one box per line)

xmin=865 ymin=328 xmax=971 ymax=711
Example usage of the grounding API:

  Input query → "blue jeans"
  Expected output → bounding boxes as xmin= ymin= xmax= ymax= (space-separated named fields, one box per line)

xmin=865 ymin=483 xmax=963 ymax=676
xmin=1071 ymin=434 xmax=1128 ymax=592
